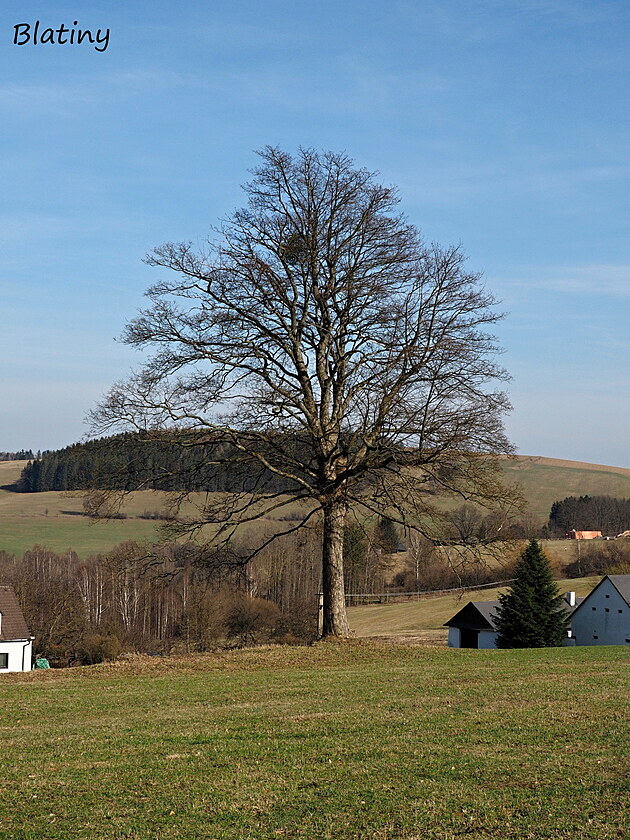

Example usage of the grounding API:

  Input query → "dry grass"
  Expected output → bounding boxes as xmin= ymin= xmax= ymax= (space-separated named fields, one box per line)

xmin=0 ymin=460 xmax=25 ymax=486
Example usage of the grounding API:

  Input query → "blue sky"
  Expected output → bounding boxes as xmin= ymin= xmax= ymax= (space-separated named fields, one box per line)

xmin=1 ymin=0 xmax=629 ymax=465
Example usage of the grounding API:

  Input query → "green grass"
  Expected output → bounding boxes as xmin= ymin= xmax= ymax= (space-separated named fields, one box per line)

xmin=0 ymin=643 xmax=627 ymax=839
xmin=0 ymin=462 xmax=162 ymax=556
xmin=0 ymin=515 xmax=161 ymax=558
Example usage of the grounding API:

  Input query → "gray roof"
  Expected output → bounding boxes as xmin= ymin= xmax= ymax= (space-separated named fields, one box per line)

xmin=607 ymin=575 xmax=630 ymax=606
xmin=0 ymin=586 xmax=31 ymax=641
xmin=444 ymin=600 xmax=500 ymax=630
xmin=471 ymin=600 xmax=500 ymax=628
xmin=444 ymin=592 xmax=582 ymax=631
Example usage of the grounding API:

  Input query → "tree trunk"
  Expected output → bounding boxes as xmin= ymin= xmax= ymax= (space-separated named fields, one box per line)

xmin=321 ymin=500 xmax=350 ymax=637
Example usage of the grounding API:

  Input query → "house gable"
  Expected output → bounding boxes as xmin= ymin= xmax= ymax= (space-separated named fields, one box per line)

xmin=570 ymin=575 xmax=630 ymax=646
xmin=444 ymin=601 xmax=498 ymax=631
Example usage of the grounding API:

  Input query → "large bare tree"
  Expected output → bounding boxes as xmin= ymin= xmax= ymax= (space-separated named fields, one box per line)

xmin=91 ymin=147 xmax=514 ymax=637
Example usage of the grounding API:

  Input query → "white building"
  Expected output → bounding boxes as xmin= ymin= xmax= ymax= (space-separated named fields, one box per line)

xmin=569 ymin=575 xmax=630 ymax=646
xmin=0 ymin=585 xmax=33 ymax=672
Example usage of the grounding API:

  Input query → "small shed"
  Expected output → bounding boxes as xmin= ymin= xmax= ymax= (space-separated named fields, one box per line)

xmin=0 ymin=586 xmax=33 ymax=672
xmin=444 ymin=601 xmax=500 ymax=649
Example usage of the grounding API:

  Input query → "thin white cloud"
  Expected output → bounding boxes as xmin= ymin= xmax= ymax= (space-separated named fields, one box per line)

xmin=498 ymin=264 xmax=630 ymax=297
xmin=506 ymin=0 xmax=617 ymax=25
xmin=395 ymin=0 xmax=620 ymax=44
xmin=0 ymin=69 xmax=188 ymax=112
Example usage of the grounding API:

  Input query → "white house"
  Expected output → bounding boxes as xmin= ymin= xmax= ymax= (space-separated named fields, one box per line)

xmin=569 ymin=575 xmax=630 ymax=646
xmin=0 ymin=586 xmax=33 ymax=672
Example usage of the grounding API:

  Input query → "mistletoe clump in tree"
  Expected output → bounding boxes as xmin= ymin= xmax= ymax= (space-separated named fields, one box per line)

xmin=495 ymin=539 xmax=569 ymax=648
xmin=90 ymin=146 xmax=515 ymax=637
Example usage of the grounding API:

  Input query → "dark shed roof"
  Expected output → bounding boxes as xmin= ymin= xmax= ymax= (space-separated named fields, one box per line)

xmin=0 ymin=586 xmax=31 ymax=640
xmin=444 ymin=601 xmax=499 ymax=631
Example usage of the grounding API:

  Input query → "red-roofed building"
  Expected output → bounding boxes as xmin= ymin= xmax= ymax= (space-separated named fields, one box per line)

xmin=567 ymin=530 xmax=602 ymax=540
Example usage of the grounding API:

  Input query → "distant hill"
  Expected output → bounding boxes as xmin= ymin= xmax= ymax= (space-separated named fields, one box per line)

xmin=501 ymin=455 xmax=630 ymax=520
xmin=4 ymin=452 xmax=630 ymax=558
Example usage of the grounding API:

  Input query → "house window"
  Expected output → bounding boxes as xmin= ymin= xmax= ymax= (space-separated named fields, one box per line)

xmin=593 ymin=635 xmax=599 ymax=640
xmin=605 ymin=594 xmax=610 ymax=598
xmin=592 ymin=607 xmax=596 ymax=611
xmin=605 ymin=608 xmax=610 ymax=612
xmin=619 ymin=610 xmax=623 ymax=614
xmin=0 ymin=653 xmax=8 ymax=669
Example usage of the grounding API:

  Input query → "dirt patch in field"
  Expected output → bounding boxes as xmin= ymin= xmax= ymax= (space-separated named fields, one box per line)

xmin=359 ymin=629 xmax=448 ymax=647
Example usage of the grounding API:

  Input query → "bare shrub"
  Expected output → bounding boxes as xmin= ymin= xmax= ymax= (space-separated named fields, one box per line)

xmin=73 ymin=633 xmax=124 ymax=665
xmin=565 ymin=539 xmax=630 ymax=578
xmin=223 ymin=595 xmax=283 ymax=646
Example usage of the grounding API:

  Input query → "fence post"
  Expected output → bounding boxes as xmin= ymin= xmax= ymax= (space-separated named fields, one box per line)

xmin=317 ymin=592 xmax=324 ymax=638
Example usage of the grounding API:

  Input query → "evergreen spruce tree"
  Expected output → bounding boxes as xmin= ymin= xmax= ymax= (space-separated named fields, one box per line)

xmin=375 ymin=516 xmax=400 ymax=554
xmin=495 ymin=538 xmax=569 ymax=648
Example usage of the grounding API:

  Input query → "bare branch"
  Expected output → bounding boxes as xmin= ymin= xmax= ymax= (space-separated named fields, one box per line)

xmin=91 ymin=147 xmax=515 ymax=637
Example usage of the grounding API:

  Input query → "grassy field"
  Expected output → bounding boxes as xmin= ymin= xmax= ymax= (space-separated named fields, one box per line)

xmin=0 ymin=642 xmax=627 ymax=839
xmin=501 ymin=455 xmax=630 ymax=521
xmin=3 ymin=452 xmax=630 ymax=558
xmin=0 ymin=461 xmax=311 ymax=557
xmin=0 ymin=461 xmax=161 ymax=556
xmin=348 ymin=577 xmax=599 ymax=643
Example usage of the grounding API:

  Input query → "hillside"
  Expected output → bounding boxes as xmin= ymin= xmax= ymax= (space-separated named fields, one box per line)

xmin=501 ymin=454 xmax=630 ymax=520
xmin=0 ymin=460 xmax=310 ymax=558
xmin=3 ymin=454 xmax=630 ymax=558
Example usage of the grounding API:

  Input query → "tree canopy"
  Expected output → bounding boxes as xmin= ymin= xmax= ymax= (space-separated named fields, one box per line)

xmin=548 ymin=495 xmax=630 ymax=537
xmin=495 ymin=539 xmax=569 ymax=648
xmin=90 ymin=146 xmax=515 ymax=636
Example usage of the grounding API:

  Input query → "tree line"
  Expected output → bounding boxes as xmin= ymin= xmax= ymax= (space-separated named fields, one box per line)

xmin=547 ymin=495 xmax=630 ymax=537
xmin=15 ymin=433 xmax=298 ymax=494
xmin=0 ymin=449 xmax=35 ymax=462
xmin=0 ymin=540 xmax=317 ymax=666
xmin=0 ymin=517 xmax=400 ymax=665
